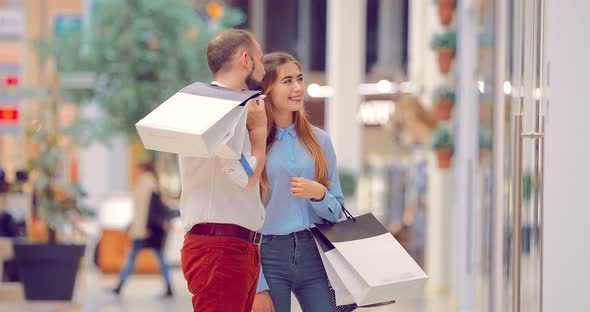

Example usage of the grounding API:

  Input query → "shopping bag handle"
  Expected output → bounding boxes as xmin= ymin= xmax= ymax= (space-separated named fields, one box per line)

xmin=322 ymin=205 xmax=356 ymax=225
xmin=342 ymin=206 xmax=356 ymax=222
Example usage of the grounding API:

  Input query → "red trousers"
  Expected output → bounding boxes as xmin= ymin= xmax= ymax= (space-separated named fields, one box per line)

xmin=181 ymin=233 xmax=260 ymax=311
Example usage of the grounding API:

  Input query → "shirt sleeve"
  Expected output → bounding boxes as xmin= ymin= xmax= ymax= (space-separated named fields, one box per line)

xmin=256 ymin=262 xmax=270 ymax=293
xmin=218 ymin=152 xmax=257 ymax=188
xmin=309 ymin=135 xmax=344 ymax=223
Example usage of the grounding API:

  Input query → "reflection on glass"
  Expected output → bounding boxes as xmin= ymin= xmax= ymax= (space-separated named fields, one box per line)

xmin=474 ymin=1 xmax=496 ymax=311
xmin=507 ymin=0 xmax=545 ymax=311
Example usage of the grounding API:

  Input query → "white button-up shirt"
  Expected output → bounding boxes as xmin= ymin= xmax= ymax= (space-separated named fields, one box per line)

xmin=179 ymin=82 xmax=265 ymax=232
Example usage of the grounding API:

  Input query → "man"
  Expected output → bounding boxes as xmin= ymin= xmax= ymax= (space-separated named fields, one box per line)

xmin=179 ymin=29 xmax=267 ymax=311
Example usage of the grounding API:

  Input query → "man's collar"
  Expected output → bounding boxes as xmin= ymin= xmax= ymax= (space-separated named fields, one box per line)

xmin=211 ymin=80 xmax=248 ymax=91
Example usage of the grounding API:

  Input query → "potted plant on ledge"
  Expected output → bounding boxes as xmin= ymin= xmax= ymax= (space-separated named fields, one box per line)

xmin=431 ymin=31 xmax=457 ymax=73
xmin=434 ymin=88 xmax=455 ymax=121
xmin=437 ymin=0 xmax=457 ymax=26
xmin=431 ymin=126 xmax=454 ymax=170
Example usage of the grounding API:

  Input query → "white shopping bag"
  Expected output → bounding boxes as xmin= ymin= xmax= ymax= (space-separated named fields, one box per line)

xmin=135 ymin=82 xmax=263 ymax=159
xmin=312 ymin=213 xmax=428 ymax=307
xmin=313 ymin=234 xmax=356 ymax=306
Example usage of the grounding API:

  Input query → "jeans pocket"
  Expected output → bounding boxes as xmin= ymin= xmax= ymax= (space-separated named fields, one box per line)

xmin=260 ymin=235 xmax=275 ymax=247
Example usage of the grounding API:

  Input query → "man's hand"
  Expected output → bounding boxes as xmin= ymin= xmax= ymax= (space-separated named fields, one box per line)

xmin=247 ymin=99 xmax=267 ymax=131
xmin=290 ymin=177 xmax=327 ymax=201
xmin=252 ymin=291 xmax=275 ymax=312
xmin=245 ymin=99 xmax=267 ymax=188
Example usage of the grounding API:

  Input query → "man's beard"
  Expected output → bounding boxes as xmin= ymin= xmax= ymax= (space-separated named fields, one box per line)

xmin=245 ymin=61 xmax=262 ymax=90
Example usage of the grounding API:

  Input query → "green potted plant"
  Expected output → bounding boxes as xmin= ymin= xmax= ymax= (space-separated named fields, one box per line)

xmin=431 ymin=31 xmax=457 ymax=73
xmin=0 ymin=28 xmax=99 ymax=299
xmin=478 ymin=32 xmax=494 ymax=58
xmin=431 ymin=126 xmax=454 ymax=169
xmin=11 ymin=78 xmax=95 ymax=300
xmin=436 ymin=0 xmax=457 ymax=26
xmin=434 ymin=87 xmax=455 ymax=121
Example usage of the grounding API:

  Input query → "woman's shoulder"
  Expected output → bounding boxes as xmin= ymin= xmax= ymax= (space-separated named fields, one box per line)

xmin=311 ymin=126 xmax=332 ymax=144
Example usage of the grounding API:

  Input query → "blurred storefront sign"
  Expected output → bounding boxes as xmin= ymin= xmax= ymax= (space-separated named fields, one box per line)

xmin=53 ymin=14 xmax=82 ymax=37
xmin=0 ymin=106 xmax=20 ymax=134
xmin=0 ymin=9 xmax=23 ymax=136
xmin=0 ymin=41 xmax=22 ymax=64
xmin=0 ymin=10 xmax=24 ymax=38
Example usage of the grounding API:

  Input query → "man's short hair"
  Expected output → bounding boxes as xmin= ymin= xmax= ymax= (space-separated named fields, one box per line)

xmin=207 ymin=29 xmax=256 ymax=75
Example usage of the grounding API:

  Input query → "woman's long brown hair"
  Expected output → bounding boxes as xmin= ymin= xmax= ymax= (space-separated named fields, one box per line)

xmin=259 ymin=52 xmax=330 ymax=200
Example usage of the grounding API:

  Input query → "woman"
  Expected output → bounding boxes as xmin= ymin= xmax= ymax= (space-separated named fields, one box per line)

xmin=110 ymin=158 xmax=173 ymax=298
xmin=252 ymin=52 xmax=344 ymax=312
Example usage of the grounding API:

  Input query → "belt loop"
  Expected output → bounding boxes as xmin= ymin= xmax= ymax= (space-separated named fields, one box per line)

xmin=209 ymin=223 xmax=216 ymax=235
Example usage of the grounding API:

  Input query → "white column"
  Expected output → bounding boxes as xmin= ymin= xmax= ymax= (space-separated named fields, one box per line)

xmin=79 ymin=105 xmax=130 ymax=211
xmin=544 ymin=1 xmax=590 ymax=311
xmin=453 ymin=1 xmax=479 ymax=310
xmin=250 ymin=0 xmax=266 ymax=50
xmin=376 ymin=0 xmax=403 ymax=79
xmin=408 ymin=0 xmax=451 ymax=293
xmin=326 ymin=0 xmax=366 ymax=175
xmin=297 ymin=0 xmax=311 ymax=74
xmin=408 ymin=1 xmax=443 ymax=104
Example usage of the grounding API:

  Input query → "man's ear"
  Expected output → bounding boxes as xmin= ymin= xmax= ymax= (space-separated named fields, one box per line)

xmin=239 ymin=50 xmax=251 ymax=70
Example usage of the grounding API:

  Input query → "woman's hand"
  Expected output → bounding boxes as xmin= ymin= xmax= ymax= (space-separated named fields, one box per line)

xmin=290 ymin=177 xmax=326 ymax=201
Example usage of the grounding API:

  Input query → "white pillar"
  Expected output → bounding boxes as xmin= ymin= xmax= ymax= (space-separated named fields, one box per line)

xmin=250 ymin=0 xmax=266 ymax=50
xmin=297 ymin=0 xmax=311 ymax=74
xmin=408 ymin=0 xmax=451 ymax=293
xmin=79 ymin=105 xmax=130 ymax=211
xmin=376 ymin=0 xmax=403 ymax=79
xmin=453 ymin=1 xmax=479 ymax=310
xmin=544 ymin=2 xmax=590 ymax=311
xmin=326 ymin=0 xmax=366 ymax=175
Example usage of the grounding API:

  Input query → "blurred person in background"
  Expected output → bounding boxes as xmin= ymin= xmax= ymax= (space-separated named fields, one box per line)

xmin=109 ymin=157 xmax=173 ymax=298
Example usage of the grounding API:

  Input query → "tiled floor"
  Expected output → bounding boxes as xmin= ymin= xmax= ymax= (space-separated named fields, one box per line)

xmin=74 ymin=266 xmax=456 ymax=312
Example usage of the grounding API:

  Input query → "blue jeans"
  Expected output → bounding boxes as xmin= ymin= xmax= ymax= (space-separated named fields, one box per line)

xmin=260 ymin=229 xmax=332 ymax=312
xmin=119 ymin=239 xmax=171 ymax=286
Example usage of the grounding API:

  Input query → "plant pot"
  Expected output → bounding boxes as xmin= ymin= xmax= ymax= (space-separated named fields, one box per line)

xmin=479 ymin=148 xmax=492 ymax=167
xmin=435 ymin=148 xmax=453 ymax=169
xmin=479 ymin=101 xmax=492 ymax=125
xmin=479 ymin=48 xmax=492 ymax=65
xmin=438 ymin=0 xmax=456 ymax=26
xmin=435 ymin=99 xmax=454 ymax=121
xmin=29 ymin=217 xmax=49 ymax=242
xmin=13 ymin=242 xmax=85 ymax=300
xmin=437 ymin=48 xmax=456 ymax=73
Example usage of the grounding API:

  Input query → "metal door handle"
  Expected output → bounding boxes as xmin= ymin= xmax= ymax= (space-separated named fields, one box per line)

xmin=512 ymin=113 xmax=545 ymax=312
